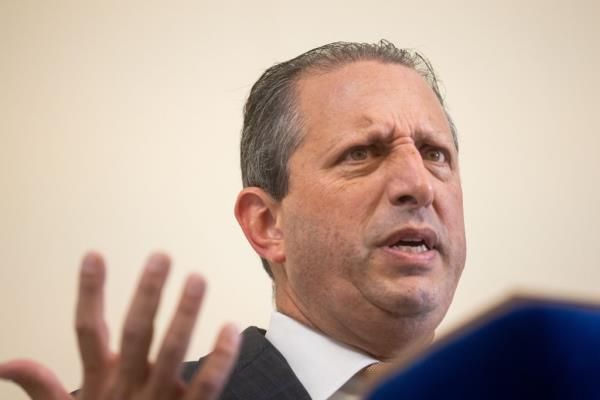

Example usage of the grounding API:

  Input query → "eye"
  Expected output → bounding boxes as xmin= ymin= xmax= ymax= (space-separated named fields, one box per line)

xmin=338 ymin=143 xmax=385 ymax=166
xmin=346 ymin=147 xmax=370 ymax=161
xmin=422 ymin=148 xmax=447 ymax=163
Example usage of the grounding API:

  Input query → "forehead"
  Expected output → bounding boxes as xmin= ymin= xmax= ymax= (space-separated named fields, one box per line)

xmin=294 ymin=60 xmax=449 ymax=146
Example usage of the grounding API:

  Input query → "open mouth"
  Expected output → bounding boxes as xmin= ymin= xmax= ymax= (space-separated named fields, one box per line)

xmin=381 ymin=227 xmax=438 ymax=258
xmin=388 ymin=239 xmax=432 ymax=254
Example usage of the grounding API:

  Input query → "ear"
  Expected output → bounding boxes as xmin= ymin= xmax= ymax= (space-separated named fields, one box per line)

xmin=234 ymin=187 xmax=285 ymax=264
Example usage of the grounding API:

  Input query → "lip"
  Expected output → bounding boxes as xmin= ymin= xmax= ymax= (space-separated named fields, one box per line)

xmin=381 ymin=245 xmax=437 ymax=268
xmin=378 ymin=226 xmax=439 ymax=269
xmin=379 ymin=226 xmax=439 ymax=250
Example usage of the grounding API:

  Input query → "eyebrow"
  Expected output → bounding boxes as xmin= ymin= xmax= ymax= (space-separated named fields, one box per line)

xmin=413 ymin=128 xmax=455 ymax=146
xmin=320 ymin=112 xmax=457 ymax=158
xmin=320 ymin=123 xmax=394 ymax=158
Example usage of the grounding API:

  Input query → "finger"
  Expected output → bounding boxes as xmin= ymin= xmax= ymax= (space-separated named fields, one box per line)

xmin=75 ymin=252 xmax=110 ymax=393
xmin=0 ymin=359 xmax=71 ymax=400
xmin=117 ymin=253 xmax=170 ymax=389
xmin=184 ymin=324 xmax=240 ymax=400
xmin=146 ymin=274 xmax=206 ymax=396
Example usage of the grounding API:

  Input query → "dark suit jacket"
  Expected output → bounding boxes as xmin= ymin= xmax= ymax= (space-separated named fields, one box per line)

xmin=181 ymin=326 xmax=311 ymax=400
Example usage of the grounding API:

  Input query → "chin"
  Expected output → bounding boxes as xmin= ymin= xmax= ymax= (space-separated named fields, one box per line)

xmin=364 ymin=278 xmax=446 ymax=319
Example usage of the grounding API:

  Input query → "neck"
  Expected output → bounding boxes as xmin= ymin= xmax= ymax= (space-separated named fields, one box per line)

xmin=274 ymin=286 xmax=436 ymax=361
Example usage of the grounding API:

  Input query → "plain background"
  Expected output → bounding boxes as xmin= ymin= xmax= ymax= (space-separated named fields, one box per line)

xmin=1 ymin=1 xmax=599 ymax=398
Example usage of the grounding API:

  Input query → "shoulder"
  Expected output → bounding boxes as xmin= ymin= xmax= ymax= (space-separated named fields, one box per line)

xmin=184 ymin=326 xmax=311 ymax=400
xmin=181 ymin=326 xmax=268 ymax=382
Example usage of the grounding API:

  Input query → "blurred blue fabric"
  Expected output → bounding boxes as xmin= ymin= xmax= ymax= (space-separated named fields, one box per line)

xmin=367 ymin=301 xmax=600 ymax=400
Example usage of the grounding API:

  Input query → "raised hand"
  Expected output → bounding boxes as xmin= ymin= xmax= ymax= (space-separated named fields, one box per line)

xmin=0 ymin=252 xmax=241 ymax=400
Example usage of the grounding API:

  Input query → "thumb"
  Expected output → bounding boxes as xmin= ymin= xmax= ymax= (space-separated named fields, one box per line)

xmin=0 ymin=359 xmax=72 ymax=400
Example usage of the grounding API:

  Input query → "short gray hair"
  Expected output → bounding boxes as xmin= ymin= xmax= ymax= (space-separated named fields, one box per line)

xmin=240 ymin=39 xmax=457 ymax=277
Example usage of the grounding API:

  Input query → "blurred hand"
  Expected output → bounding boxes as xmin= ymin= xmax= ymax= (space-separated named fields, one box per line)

xmin=0 ymin=252 xmax=241 ymax=400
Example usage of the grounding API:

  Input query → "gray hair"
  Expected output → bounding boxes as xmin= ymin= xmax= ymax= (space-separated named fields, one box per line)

xmin=240 ymin=39 xmax=457 ymax=277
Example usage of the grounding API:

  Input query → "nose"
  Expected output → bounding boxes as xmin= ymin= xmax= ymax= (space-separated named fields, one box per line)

xmin=385 ymin=147 xmax=434 ymax=209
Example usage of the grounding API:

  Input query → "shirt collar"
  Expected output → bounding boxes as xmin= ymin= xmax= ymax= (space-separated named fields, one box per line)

xmin=266 ymin=311 xmax=379 ymax=400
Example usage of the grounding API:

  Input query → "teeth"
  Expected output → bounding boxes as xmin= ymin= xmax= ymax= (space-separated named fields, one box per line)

xmin=391 ymin=244 xmax=429 ymax=253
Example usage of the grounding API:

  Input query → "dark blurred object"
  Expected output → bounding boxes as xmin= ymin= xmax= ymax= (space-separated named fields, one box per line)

xmin=367 ymin=297 xmax=600 ymax=400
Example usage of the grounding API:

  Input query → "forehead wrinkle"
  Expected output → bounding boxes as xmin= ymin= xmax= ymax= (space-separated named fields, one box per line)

xmin=309 ymin=113 xmax=391 ymax=155
xmin=413 ymin=128 xmax=454 ymax=145
xmin=386 ymin=97 xmax=450 ymax=143
xmin=295 ymin=61 xmax=449 ymax=156
xmin=349 ymin=111 xmax=397 ymax=142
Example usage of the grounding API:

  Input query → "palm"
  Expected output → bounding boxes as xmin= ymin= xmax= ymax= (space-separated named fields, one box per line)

xmin=0 ymin=253 xmax=240 ymax=400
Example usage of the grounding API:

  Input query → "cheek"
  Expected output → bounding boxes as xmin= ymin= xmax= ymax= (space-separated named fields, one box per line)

xmin=438 ymin=185 xmax=467 ymax=265
xmin=280 ymin=172 xmax=384 ymax=294
xmin=282 ymin=204 xmax=366 ymax=292
xmin=434 ymin=182 xmax=466 ymax=253
xmin=435 ymin=180 xmax=464 ymax=224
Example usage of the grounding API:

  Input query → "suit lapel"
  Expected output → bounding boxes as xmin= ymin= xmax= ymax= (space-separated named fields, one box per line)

xmin=220 ymin=326 xmax=311 ymax=400
xmin=182 ymin=327 xmax=311 ymax=400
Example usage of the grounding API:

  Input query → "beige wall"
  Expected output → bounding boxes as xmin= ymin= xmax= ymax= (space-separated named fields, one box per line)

xmin=1 ymin=0 xmax=599 ymax=397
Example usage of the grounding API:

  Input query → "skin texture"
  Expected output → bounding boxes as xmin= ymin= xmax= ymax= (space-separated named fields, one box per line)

xmin=0 ymin=253 xmax=241 ymax=400
xmin=0 ymin=57 xmax=466 ymax=398
xmin=237 ymin=60 xmax=466 ymax=361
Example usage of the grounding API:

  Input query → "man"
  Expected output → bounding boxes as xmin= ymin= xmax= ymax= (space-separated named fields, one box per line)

xmin=0 ymin=40 xmax=466 ymax=400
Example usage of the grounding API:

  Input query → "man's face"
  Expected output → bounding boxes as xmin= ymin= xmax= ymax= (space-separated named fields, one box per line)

xmin=274 ymin=60 xmax=466 ymax=358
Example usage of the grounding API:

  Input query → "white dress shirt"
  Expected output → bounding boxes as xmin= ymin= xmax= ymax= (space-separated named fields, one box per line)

xmin=266 ymin=311 xmax=379 ymax=400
